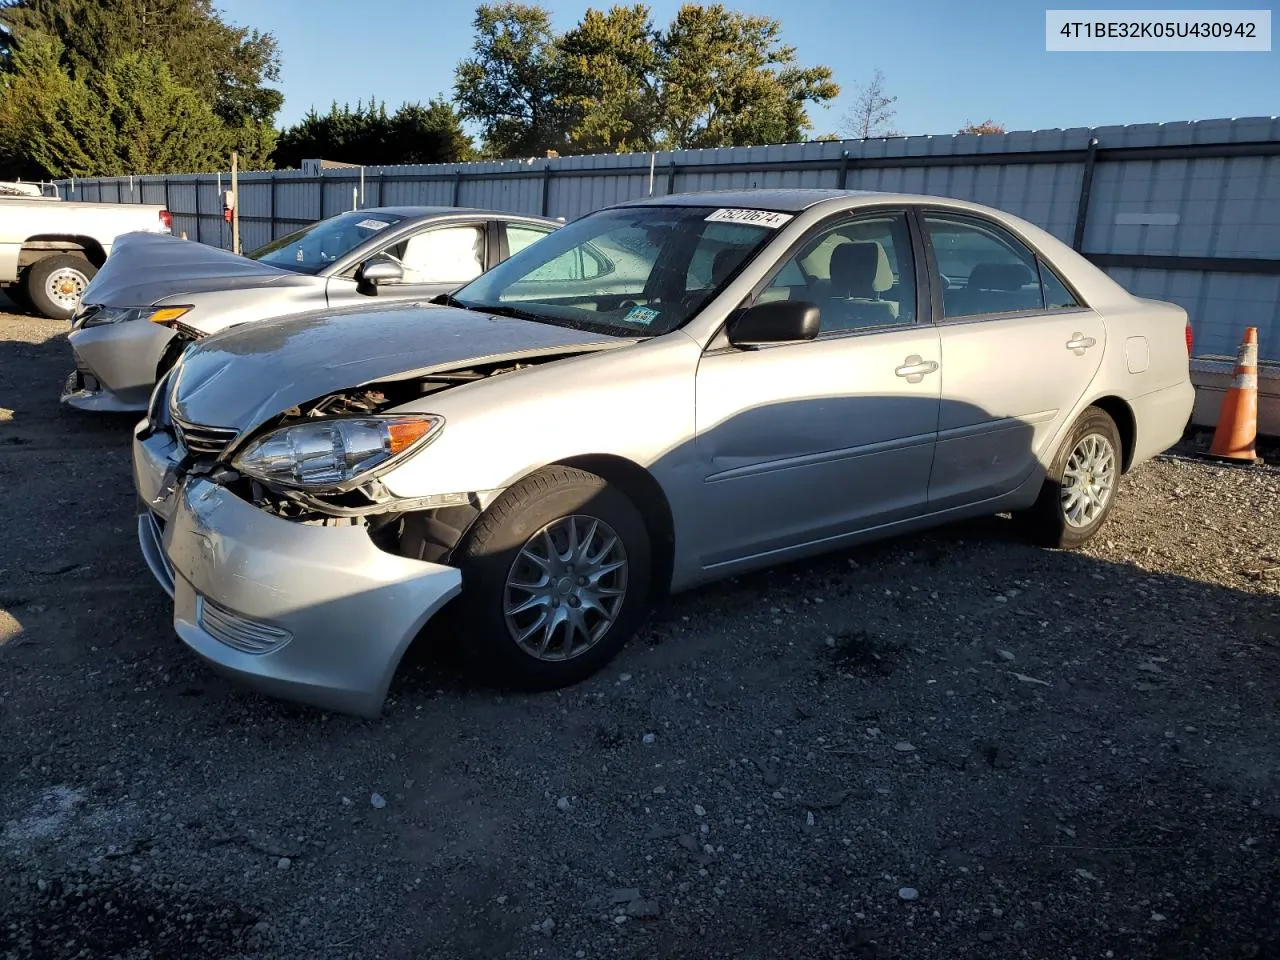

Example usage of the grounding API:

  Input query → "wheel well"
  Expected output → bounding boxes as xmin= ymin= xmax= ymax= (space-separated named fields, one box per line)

xmin=19 ymin=236 xmax=107 ymax=270
xmin=556 ymin=453 xmax=675 ymax=599
xmin=1090 ymin=396 xmax=1136 ymax=472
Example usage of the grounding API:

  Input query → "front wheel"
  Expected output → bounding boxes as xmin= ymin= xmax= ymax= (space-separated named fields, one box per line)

xmin=1020 ymin=406 xmax=1123 ymax=549
xmin=26 ymin=254 xmax=97 ymax=320
xmin=453 ymin=466 xmax=651 ymax=689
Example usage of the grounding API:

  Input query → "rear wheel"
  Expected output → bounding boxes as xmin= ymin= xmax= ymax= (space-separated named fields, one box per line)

xmin=1020 ymin=406 xmax=1122 ymax=549
xmin=453 ymin=466 xmax=651 ymax=689
xmin=26 ymin=254 xmax=97 ymax=320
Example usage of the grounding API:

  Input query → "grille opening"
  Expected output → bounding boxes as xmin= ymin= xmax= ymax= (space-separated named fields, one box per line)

xmin=173 ymin=418 xmax=238 ymax=458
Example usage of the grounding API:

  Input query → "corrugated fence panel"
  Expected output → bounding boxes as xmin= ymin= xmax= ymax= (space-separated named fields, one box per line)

xmin=52 ymin=117 xmax=1280 ymax=357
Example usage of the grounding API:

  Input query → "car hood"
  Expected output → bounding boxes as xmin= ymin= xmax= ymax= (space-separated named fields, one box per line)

xmin=171 ymin=304 xmax=629 ymax=432
xmin=86 ymin=231 xmax=313 ymax=306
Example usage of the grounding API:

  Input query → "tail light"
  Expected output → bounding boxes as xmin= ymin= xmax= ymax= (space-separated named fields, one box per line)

xmin=1185 ymin=320 xmax=1194 ymax=356
xmin=159 ymin=209 xmax=172 ymax=230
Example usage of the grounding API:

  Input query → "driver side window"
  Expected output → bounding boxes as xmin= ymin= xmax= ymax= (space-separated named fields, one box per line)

xmin=759 ymin=212 xmax=917 ymax=333
xmin=386 ymin=225 xmax=486 ymax=284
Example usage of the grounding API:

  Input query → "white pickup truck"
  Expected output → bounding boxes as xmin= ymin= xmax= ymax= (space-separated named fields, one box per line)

xmin=0 ymin=194 xmax=172 ymax=319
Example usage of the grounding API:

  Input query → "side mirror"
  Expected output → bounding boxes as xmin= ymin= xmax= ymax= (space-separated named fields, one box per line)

xmin=727 ymin=300 xmax=821 ymax=348
xmin=358 ymin=256 xmax=404 ymax=287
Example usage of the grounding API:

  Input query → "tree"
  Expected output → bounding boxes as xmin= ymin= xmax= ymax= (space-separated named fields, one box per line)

xmin=0 ymin=0 xmax=281 ymax=167
xmin=654 ymin=4 xmax=838 ymax=150
xmin=557 ymin=4 xmax=661 ymax=153
xmin=272 ymin=99 xmax=474 ymax=169
xmin=959 ymin=119 xmax=1005 ymax=135
xmin=843 ymin=68 xmax=899 ymax=139
xmin=1 ymin=37 xmax=230 ymax=178
xmin=458 ymin=2 xmax=840 ymax=158
xmin=453 ymin=2 xmax=568 ymax=158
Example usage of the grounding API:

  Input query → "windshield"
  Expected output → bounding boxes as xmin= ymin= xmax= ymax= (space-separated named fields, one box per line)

xmin=248 ymin=211 xmax=405 ymax=274
xmin=449 ymin=206 xmax=783 ymax=336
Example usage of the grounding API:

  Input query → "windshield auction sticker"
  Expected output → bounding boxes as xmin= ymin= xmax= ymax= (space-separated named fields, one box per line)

xmin=704 ymin=208 xmax=794 ymax=228
xmin=355 ymin=218 xmax=391 ymax=231
xmin=623 ymin=305 xmax=661 ymax=325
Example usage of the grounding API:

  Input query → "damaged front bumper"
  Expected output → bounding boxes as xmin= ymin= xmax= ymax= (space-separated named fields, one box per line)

xmin=63 ymin=319 xmax=174 ymax=412
xmin=132 ymin=426 xmax=463 ymax=718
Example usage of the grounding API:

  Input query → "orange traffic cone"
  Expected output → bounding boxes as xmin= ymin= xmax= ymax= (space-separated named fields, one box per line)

xmin=1208 ymin=327 xmax=1260 ymax=463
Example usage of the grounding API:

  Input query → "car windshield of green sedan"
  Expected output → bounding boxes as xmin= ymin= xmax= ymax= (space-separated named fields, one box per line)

xmin=449 ymin=205 xmax=781 ymax=337
xmin=248 ymin=210 xmax=407 ymax=274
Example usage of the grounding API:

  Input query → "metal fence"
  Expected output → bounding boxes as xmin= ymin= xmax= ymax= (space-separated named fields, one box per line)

xmin=55 ymin=116 xmax=1280 ymax=359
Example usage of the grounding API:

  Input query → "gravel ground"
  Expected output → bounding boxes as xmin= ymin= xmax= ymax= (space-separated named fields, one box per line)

xmin=1 ymin=300 xmax=1278 ymax=960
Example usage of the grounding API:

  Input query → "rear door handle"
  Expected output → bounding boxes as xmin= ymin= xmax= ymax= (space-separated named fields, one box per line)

xmin=895 ymin=355 xmax=939 ymax=383
xmin=1066 ymin=332 xmax=1097 ymax=353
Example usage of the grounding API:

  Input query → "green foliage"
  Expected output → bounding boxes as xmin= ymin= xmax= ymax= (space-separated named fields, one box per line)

xmin=0 ymin=0 xmax=280 ymax=173
xmin=2 ymin=37 xmax=231 ymax=177
xmin=557 ymin=5 xmax=661 ymax=153
xmin=453 ymin=2 xmax=567 ymax=158
xmin=455 ymin=2 xmax=839 ymax=158
xmin=272 ymin=99 xmax=474 ymax=169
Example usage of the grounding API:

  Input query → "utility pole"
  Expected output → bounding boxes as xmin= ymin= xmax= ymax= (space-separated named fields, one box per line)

xmin=230 ymin=151 xmax=240 ymax=255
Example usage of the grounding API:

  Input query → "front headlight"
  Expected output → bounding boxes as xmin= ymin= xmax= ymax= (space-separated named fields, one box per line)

xmin=80 ymin=305 xmax=192 ymax=329
xmin=232 ymin=415 xmax=444 ymax=490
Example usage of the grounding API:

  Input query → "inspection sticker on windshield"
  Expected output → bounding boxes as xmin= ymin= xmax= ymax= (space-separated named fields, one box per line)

xmin=623 ymin=305 xmax=661 ymax=325
xmin=704 ymin=208 xmax=793 ymax=228
xmin=355 ymin=218 xmax=391 ymax=231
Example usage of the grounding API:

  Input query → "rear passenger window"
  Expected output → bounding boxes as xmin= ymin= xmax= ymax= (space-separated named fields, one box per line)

xmin=923 ymin=215 xmax=1044 ymax=319
xmin=1039 ymin=259 xmax=1080 ymax=310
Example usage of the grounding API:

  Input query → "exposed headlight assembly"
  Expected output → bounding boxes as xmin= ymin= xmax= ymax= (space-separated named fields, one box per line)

xmin=79 ymin=305 xmax=192 ymax=329
xmin=232 ymin=415 xmax=444 ymax=490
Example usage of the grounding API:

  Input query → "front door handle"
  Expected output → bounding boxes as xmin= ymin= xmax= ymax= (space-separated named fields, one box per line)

xmin=1066 ymin=332 xmax=1097 ymax=354
xmin=895 ymin=355 xmax=939 ymax=383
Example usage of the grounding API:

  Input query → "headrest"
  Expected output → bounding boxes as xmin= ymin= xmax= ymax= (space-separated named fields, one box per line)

xmin=968 ymin=262 xmax=1035 ymax=292
xmin=830 ymin=241 xmax=893 ymax=295
xmin=711 ymin=246 xmax=748 ymax=286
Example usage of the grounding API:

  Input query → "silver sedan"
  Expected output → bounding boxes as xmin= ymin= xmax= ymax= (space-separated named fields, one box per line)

xmin=63 ymin=206 xmax=561 ymax=413
xmin=133 ymin=189 xmax=1195 ymax=716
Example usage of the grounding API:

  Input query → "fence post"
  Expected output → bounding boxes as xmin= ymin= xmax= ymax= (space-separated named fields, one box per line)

xmin=540 ymin=163 xmax=553 ymax=216
xmin=1072 ymin=135 xmax=1099 ymax=253
xmin=269 ymin=175 xmax=277 ymax=239
xmin=837 ymin=150 xmax=851 ymax=190
xmin=316 ymin=174 xmax=324 ymax=223
xmin=666 ymin=160 xmax=677 ymax=195
xmin=452 ymin=169 xmax=463 ymax=207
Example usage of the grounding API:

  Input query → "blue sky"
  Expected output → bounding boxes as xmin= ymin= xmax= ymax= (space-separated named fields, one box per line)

xmin=218 ymin=0 xmax=1279 ymax=137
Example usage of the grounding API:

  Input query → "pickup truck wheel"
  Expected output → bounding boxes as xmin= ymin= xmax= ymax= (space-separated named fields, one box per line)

xmin=454 ymin=466 xmax=651 ymax=690
xmin=26 ymin=254 xmax=97 ymax=320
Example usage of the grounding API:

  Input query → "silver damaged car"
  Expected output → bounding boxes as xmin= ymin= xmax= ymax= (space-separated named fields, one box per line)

xmin=133 ymin=189 xmax=1196 ymax=717
xmin=63 ymin=206 xmax=560 ymax=413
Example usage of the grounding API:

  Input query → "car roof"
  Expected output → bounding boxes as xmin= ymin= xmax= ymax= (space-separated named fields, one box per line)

xmin=618 ymin=188 xmax=887 ymax=213
xmin=359 ymin=205 xmax=559 ymax=223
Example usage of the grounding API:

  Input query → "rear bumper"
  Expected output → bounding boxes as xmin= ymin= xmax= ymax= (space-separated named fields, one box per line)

xmin=148 ymin=477 xmax=462 ymax=718
xmin=1130 ymin=379 xmax=1196 ymax=467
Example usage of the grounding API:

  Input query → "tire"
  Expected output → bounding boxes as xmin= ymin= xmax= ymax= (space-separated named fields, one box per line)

xmin=453 ymin=466 xmax=651 ymax=690
xmin=26 ymin=254 xmax=97 ymax=320
xmin=1020 ymin=406 xmax=1123 ymax=549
